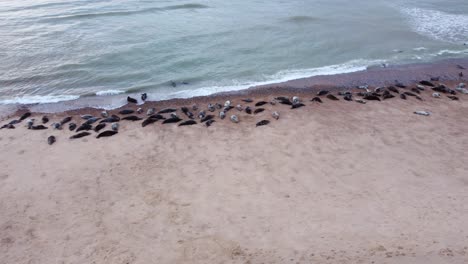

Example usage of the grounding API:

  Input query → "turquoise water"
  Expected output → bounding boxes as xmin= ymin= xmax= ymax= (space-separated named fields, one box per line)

xmin=0 ymin=0 xmax=467 ymax=107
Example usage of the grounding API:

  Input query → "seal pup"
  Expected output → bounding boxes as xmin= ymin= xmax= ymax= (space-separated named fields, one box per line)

xmin=198 ymin=110 xmax=206 ymax=119
xmin=387 ymin=86 xmax=399 ymax=93
xmin=317 ymin=90 xmax=329 ymax=96
xmin=214 ymin=103 xmax=222 ymax=109
xmin=208 ymin=103 xmax=215 ymax=112
xmin=236 ymin=104 xmax=243 ymax=111
xmin=201 ymin=115 xmax=214 ymax=123
xmin=47 ymin=136 xmax=56 ymax=145
xmin=136 ymin=108 xmax=143 ymax=114
xmin=272 ymin=111 xmax=280 ymax=120
xmin=147 ymin=108 xmax=155 ymax=116
xmin=119 ymin=109 xmax=134 ymax=115
xmin=219 ymin=111 xmax=226 ymax=119
xmin=400 ymin=93 xmax=407 ymax=100
xmin=224 ymin=100 xmax=231 ymax=108
xmin=432 ymin=92 xmax=441 ymax=98
xmin=230 ymin=115 xmax=239 ymax=123
xmin=292 ymin=96 xmax=300 ymax=104
xmin=81 ymin=114 xmax=93 ymax=120
xmin=94 ymin=123 xmax=106 ymax=132
xmin=291 ymin=103 xmax=305 ymax=109
xmin=447 ymin=95 xmax=459 ymax=100
xmin=51 ymin=122 xmax=62 ymax=130
xmin=19 ymin=112 xmax=31 ymax=121
xmin=419 ymin=80 xmax=435 ymax=87
xmin=205 ymin=120 xmax=215 ymax=127
xmin=162 ymin=116 xmax=182 ymax=124
xmin=111 ymin=122 xmax=119 ymax=131
xmin=97 ymin=130 xmax=118 ymax=138
xmin=76 ymin=123 xmax=92 ymax=132
xmin=26 ymin=119 xmax=35 ymax=129
xmin=270 ymin=99 xmax=277 ymax=105
xmin=70 ymin=132 xmax=91 ymax=139
xmin=255 ymin=101 xmax=268 ymax=107
xmin=355 ymin=99 xmax=366 ymax=104
xmin=181 ymin=107 xmax=194 ymax=119
xmin=326 ymin=94 xmax=339 ymax=101
xmin=245 ymin=106 xmax=252 ymax=114
xmin=343 ymin=94 xmax=353 ymax=101
xmin=69 ymin=123 xmax=77 ymax=131
xmin=60 ymin=116 xmax=72 ymax=125
xmin=127 ymin=96 xmax=137 ymax=104
xmin=242 ymin=99 xmax=253 ymax=103
xmin=42 ymin=116 xmax=49 ymax=124
xmin=31 ymin=125 xmax=47 ymax=130
xmin=168 ymin=112 xmax=177 ymax=118
xmin=141 ymin=93 xmax=147 ymax=101
xmin=122 ymin=115 xmax=142 ymax=121
xmin=254 ymin=108 xmax=265 ymax=114
xmin=414 ymin=111 xmax=430 ymax=116
xmin=157 ymin=108 xmax=177 ymax=114
xmin=256 ymin=120 xmax=270 ymax=127
xmin=179 ymin=120 xmax=197 ymax=126
xmin=192 ymin=104 xmax=198 ymax=111
xmin=311 ymin=97 xmax=323 ymax=103
xmin=101 ymin=111 xmax=109 ymax=118
xmin=416 ymin=85 xmax=425 ymax=91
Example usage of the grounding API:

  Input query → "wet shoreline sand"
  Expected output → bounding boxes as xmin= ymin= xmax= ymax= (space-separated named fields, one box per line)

xmin=1 ymin=59 xmax=468 ymax=263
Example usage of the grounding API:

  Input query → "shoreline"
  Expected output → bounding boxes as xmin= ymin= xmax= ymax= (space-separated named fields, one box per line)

xmin=1 ymin=57 xmax=467 ymax=119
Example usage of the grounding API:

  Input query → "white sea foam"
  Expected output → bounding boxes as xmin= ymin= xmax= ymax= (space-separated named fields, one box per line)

xmin=413 ymin=47 xmax=427 ymax=51
xmin=95 ymin=89 xmax=125 ymax=96
xmin=0 ymin=94 xmax=79 ymax=105
xmin=401 ymin=7 xmax=468 ymax=43
xmin=168 ymin=59 xmax=384 ymax=99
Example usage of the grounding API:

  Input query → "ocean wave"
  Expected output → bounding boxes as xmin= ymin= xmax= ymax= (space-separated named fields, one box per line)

xmin=0 ymin=95 xmax=79 ymax=105
xmin=400 ymin=7 xmax=468 ymax=43
xmin=285 ymin=15 xmax=319 ymax=23
xmin=168 ymin=59 xmax=384 ymax=98
xmin=42 ymin=3 xmax=209 ymax=21
xmin=433 ymin=49 xmax=468 ymax=56
xmin=95 ymin=90 xmax=125 ymax=96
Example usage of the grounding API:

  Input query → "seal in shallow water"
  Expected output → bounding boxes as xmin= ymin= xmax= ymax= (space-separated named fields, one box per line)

xmin=127 ymin=96 xmax=137 ymax=104
xmin=141 ymin=93 xmax=147 ymax=101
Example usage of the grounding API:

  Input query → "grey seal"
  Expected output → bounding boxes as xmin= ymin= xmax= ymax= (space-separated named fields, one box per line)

xmin=256 ymin=120 xmax=270 ymax=127
xmin=127 ymin=96 xmax=137 ymax=104
xmin=97 ymin=130 xmax=118 ymax=138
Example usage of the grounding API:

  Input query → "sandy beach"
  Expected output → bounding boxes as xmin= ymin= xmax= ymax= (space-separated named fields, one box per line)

xmin=1 ymin=62 xmax=468 ymax=263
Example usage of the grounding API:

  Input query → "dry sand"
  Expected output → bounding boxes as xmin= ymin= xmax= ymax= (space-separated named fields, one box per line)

xmin=1 ymin=86 xmax=468 ymax=264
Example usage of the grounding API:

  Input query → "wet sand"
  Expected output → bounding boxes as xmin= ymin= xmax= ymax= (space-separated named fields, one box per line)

xmin=1 ymin=61 xmax=468 ymax=263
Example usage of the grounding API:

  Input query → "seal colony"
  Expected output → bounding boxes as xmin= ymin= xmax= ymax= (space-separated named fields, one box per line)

xmin=1 ymin=79 xmax=466 ymax=145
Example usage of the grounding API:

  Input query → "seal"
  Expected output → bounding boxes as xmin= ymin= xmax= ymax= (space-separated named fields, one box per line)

xmin=343 ymin=94 xmax=353 ymax=101
xmin=70 ymin=132 xmax=91 ymax=139
xmin=387 ymin=86 xmax=399 ymax=93
xmin=355 ymin=99 xmax=366 ymax=104
xmin=236 ymin=104 xmax=243 ymax=111
xmin=119 ymin=109 xmax=134 ymax=115
xmin=311 ymin=97 xmax=323 ymax=103
xmin=432 ymin=92 xmax=441 ymax=98
xmin=69 ymin=123 xmax=77 ymax=131
xmin=101 ymin=111 xmax=109 ymax=118
xmin=272 ymin=111 xmax=280 ymax=120
xmin=292 ymin=96 xmax=300 ymax=104
xmin=414 ymin=111 xmax=430 ymax=116
xmin=97 ymin=130 xmax=118 ymax=138
xmin=255 ymin=101 xmax=268 ymax=107
xmin=192 ymin=104 xmax=198 ymax=111
xmin=142 ymin=117 xmax=158 ymax=127
xmin=94 ymin=123 xmax=106 ymax=132
xmin=394 ymin=81 xmax=406 ymax=88
xmin=326 ymin=94 xmax=339 ymax=101
xmin=136 ymin=108 xmax=143 ymax=114
xmin=100 ymin=115 xmax=120 ymax=123
xmin=198 ymin=110 xmax=206 ymax=119
xmin=179 ymin=120 xmax=197 ymax=126
xmin=224 ymin=100 xmax=231 ymax=107
xmin=141 ymin=93 xmax=147 ymax=101
xmin=382 ymin=93 xmax=395 ymax=100
xmin=413 ymin=87 xmax=422 ymax=93
xmin=254 ymin=108 xmax=265 ymax=114
xmin=181 ymin=107 xmax=194 ymax=119
xmin=51 ymin=122 xmax=62 ymax=130
xmin=111 ymin=122 xmax=119 ymax=131
xmin=219 ymin=111 xmax=226 ymax=119
xmin=256 ymin=120 xmax=270 ymax=127
xmin=403 ymin=91 xmax=417 ymax=97
xmin=84 ymin=117 xmax=101 ymax=125
xmin=430 ymin=76 xmax=440 ymax=81
xmin=363 ymin=94 xmax=381 ymax=101
xmin=201 ymin=115 xmax=214 ymax=123
xmin=60 ymin=116 xmax=72 ymax=125
xmin=215 ymin=103 xmax=223 ymax=109
xmin=291 ymin=103 xmax=305 ymax=109
xmin=122 ymin=115 xmax=143 ymax=121
xmin=9 ymin=119 xmax=21 ymax=125
xmin=147 ymin=108 xmax=155 ymax=116
xmin=26 ymin=119 xmax=34 ymax=129
xmin=157 ymin=108 xmax=177 ymax=114
xmin=76 ymin=123 xmax=92 ymax=132
xmin=1 ymin=124 xmax=15 ymax=129
xmin=317 ymin=90 xmax=329 ymax=96
xmin=162 ymin=117 xmax=182 ymax=124
xmin=419 ymin=80 xmax=435 ymax=87
xmin=400 ymin=93 xmax=407 ymax=100
xmin=230 ymin=115 xmax=239 ymax=123
xmin=245 ymin=106 xmax=252 ymax=114
xmin=275 ymin=97 xmax=292 ymax=105
xmin=242 ymin=99 xmax=253 ymax=103
xmin=224 ymin=106 xmax=234 ymax=112
xmin=47 ymin=136 xmax=56 ymax=145
xmin=208 ymin=103 xmax=215 ymax=112
xmin=447 ymin=95 xmax=459 ymax=100
xmin=81 ymin=114 xmax=93 ymax=120
xmin=127 ymin=96 xmax=137 ymax=104
xmin=19 ymin=112 xmax=31 ymax=121
xmin=42 ymin=116 xmax=49 ymax=124
xmin=31 ymin=125 xmax=47 ymax=130
xmin=205 ymin=119 xmax=215 ymax=127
